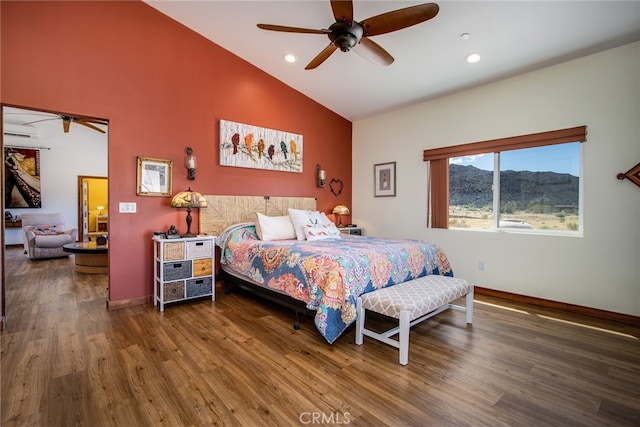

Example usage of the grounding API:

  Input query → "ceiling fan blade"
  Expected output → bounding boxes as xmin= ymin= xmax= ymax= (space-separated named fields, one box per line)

xmin=62 ymin=119 xmax=71 ymax=133
xmin=85 ymin=118 xmax=109 ymax=126
xmin=22 ymin=117 xmax=59 ymax=126
xmin=354 ymin=37 xmax=394 ymax=66
xmin=305 ymin=44 xmax=338 ymax=70
xmin=257 ymin=23 xmax=327 ymax=34
xmin=76 ymin=119 xmax=107 ymax=134
xmin=361 ymin=3 xmax=439 ymax=37
xmin=330 ymin=0 xmax=353 ymax=23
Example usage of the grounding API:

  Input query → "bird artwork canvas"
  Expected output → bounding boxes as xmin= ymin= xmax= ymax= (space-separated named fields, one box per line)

xmin=219 ymin=119 xmax=303 ymax=173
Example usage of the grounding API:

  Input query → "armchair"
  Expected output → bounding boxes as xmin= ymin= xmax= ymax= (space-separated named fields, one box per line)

xmin=22 ymin=213 xmax=78 ymax=259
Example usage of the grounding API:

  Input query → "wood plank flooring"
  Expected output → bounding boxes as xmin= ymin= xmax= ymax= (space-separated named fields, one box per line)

xmin=2 ymin=245 xmax=639 ymax=426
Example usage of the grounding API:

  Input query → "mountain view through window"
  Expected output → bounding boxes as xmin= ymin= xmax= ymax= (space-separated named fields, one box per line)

xmin=449 ymin=143 xmax=581 ymax=231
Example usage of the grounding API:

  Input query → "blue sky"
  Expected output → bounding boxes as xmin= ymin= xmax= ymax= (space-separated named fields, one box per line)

xmin=450 ymin=142 xmax=580 ymax=176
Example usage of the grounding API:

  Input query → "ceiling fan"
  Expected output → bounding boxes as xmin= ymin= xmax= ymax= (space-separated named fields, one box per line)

xmin=24 ymin=114 xmax=108 ymax=134
xmin=257 ymin=0 xmax=439 ymax=70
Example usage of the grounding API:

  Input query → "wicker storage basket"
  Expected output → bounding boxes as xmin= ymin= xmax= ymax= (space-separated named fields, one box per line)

xmin=186 ymin=240 xmax=213 ymax=259
xmin=186 ymin=277 xmax=212 ymax=298
xmin=163 ymin=241 xmax=185 ymax=261
xmin=163 ymin=281 xmax=185 ymax=302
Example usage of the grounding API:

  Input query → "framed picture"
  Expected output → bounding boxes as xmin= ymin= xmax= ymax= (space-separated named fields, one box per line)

xmin=374 ymin=161 xmax=396 ymax=197
xmin=136 ymin=156 xmax=172 ymax=197
xmin=4 ymin=147 xmax=42 ymax=208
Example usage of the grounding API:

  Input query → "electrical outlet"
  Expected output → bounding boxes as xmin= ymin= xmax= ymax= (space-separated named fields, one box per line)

xmin=119 ymin=202 xmax=137 ymax=213
xmin=478 ymin=261 xmax=485 ymax=271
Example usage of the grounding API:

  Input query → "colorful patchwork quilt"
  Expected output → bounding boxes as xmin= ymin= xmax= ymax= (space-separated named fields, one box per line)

xmin=217 ymin=223 xmax=453 ymax=343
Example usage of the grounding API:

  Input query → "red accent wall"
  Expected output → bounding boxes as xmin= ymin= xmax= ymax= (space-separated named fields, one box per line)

xmin=1 ymin=1 xmax=352 ymax=304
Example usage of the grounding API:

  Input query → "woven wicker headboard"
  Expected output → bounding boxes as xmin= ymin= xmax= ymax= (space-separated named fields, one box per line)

xmin=198 ymin=195 xmax=317 ymax=236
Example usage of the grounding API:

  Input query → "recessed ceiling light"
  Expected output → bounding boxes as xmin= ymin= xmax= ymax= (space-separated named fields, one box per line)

xmin=283 ymin=54 xmax=296 ymax=63
xmin=465 ymin=53 xmax=481 ymax=63
xmin=460 ymin=33 xmax=471 ymax=40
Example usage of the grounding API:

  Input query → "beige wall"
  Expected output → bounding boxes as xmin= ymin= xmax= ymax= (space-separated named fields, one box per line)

xmin=353 ymin=41 xmax=640 ymax=316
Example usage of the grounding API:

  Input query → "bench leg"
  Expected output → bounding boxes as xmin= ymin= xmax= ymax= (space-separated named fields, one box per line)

xmin=355 ymin=297 xmax=364 ymax=345
xmin=399 ymin=310 xmax=410 ymax=365
xmin=466 ymin=287 xmax=474 ymax=324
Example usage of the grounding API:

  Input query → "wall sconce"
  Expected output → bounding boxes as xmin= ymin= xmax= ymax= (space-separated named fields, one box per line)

xmin=316 ymin=164 xmax=326 ymax=188
xmin=186 ymin=147 xmax=196 ymax=180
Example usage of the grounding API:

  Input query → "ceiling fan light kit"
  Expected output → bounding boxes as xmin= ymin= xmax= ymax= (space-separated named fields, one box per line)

xmin=329 ymin=21 xmax=363 ymax=52
xmin=257 ymin=1 xmax=439 ymax=70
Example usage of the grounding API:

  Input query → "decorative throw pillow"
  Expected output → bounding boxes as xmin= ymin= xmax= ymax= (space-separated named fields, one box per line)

xmin=304 ymin=222 xmax=342 ymax=241
xmin=288 ymin=208 xmax=325 ymax=240
xmin=254 ymin=213 xmax=296 ymax=241
xmin=28 ymin=224 xmax=64 ymax=235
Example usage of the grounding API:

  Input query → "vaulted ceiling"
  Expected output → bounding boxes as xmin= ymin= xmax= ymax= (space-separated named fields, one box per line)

xmin=144 ymin=1 xmax=640 ymax=121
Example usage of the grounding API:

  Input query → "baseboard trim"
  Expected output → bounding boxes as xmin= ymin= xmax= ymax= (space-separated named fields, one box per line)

xmin=475 ymin=287 xmax=639 ymax=326
xmin=107 ymin=295 xmax=151 ymax=311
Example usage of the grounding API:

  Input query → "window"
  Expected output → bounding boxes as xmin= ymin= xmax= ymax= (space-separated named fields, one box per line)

xmin=424 ymin=126 xmax=585 ymax=232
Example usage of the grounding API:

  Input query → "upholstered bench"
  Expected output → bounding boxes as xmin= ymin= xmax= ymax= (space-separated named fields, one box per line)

xmin=355 ymin=275 xmax=474 ymax=365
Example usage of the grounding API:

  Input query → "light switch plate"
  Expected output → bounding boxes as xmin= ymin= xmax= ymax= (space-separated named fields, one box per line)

xmin=119 ymin=202 xmax=136 ymax=213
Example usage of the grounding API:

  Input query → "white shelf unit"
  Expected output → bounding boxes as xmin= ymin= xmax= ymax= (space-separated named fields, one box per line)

xmin=153 ymin=235 xmax=216 ymax=311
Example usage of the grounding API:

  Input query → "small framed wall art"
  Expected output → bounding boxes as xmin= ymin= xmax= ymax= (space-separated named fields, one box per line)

xmin=374 ymin=161 xmax=396 ymax=197
xmin=136 ymin=156 xmax=172 ymax=197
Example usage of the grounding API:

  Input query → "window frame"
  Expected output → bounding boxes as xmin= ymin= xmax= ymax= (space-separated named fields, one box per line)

xmin=424 ymin=126 xmax=586 ymax=231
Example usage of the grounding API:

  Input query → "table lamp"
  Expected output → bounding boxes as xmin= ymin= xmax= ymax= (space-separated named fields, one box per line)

xmin=170 ymin=188 xmax=208 ymax=237
xmin=332 ymin=204 xmax=350 ymax=228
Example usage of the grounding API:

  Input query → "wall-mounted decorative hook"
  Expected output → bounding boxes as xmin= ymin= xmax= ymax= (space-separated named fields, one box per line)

xmin=617 ymin=161 xmax=640 ymax=188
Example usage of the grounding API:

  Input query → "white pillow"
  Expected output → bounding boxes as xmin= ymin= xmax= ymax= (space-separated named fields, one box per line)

xmin=288 ymin=208 xmax=326 ymax=240
xmin=319 ymin=212 xmax=335 ymax=226
xmin=254 ymin=213 xmax=296 ymax=241
xmin=304 ymin=222 xmax=342 ymax=241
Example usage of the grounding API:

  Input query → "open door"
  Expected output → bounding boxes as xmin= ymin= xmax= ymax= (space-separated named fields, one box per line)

xmin=77 ymin=176 xmax=108 ymax=242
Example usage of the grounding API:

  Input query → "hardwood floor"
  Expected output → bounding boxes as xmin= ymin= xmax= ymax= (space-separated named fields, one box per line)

xmin=2 ymin=245 xmax=639 ymax=426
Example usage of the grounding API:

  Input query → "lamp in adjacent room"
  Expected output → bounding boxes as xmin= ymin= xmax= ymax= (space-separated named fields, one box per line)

xmin=96 ymin=205 xmax=104 ymax=215
xmin=170 ymin=187 xmax=208 ymax=237
xmin=332 ymin=204 xmax=350 ymax=228
xmin=186 ymin=147 xmax=196 ymax=180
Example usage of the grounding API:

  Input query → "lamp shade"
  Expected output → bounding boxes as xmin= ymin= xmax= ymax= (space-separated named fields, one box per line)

xmin=170 ymin=188 xmax=208 ymax=209
xmin=332 ymin=205 xmax=350 ymax=215
xmin=170 ymin=188 xmax=207 ymax=238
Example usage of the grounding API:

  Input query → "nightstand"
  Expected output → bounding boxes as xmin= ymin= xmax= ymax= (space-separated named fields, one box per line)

xmin=96 ymin=215 xmax=108 ymax=232
xmin=339 ymin=227 xmax=363 ymax=236
xmin=153 ymin=235 xmax=216 ymax=311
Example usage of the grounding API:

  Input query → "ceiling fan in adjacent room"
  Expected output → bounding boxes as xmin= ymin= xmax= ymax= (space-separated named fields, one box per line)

xmin=24 ymin=114 xmax=108 ymax=134
xmin=257 ymin=0 xmax=439 ymax=70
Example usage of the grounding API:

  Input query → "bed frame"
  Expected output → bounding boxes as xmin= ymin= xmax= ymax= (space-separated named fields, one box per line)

xmin=199 ymin=195 xmax=318 ymax=329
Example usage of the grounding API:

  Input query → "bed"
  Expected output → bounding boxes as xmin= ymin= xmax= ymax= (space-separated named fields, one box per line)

xmin=200 ymin=195 xmax=453 ymax=344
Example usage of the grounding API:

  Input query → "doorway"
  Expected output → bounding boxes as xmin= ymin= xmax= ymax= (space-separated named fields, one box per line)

xmin=2 ymin=104 xmax=109 ymax=326
xmin=78 ymin=176 xmax=108 ymax=242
